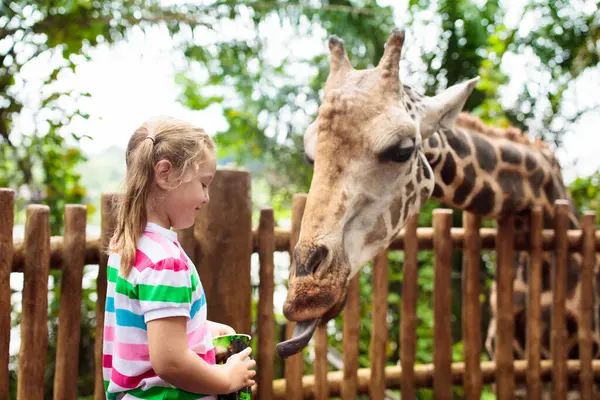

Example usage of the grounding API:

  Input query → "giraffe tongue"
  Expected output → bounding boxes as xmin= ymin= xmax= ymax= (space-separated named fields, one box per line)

xmin=276 ymin=319 xmax=319 ymax=359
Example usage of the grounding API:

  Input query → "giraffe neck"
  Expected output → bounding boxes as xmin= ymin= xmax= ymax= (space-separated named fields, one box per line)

xmin=421 ymin=122 xmax=579 ymax=228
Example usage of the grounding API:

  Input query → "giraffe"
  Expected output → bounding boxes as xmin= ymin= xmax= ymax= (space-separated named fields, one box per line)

xmin=276 ymin=29 xmax=600 ymax=397
xmin=276 ymin=29 xmax=476 ymax=357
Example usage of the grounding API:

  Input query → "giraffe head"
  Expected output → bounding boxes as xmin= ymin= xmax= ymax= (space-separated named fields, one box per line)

xmin=277 ymin=30 xmax=478 ymax=358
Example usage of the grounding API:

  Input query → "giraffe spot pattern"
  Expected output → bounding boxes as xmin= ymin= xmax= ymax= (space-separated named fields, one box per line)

xmin=525 ymin=154 xmax=537 ymax=171
xmin=500 ymin=145 xmax=522 ymax=165
xmin=498 ymin=170 xmax=525 ymax=214
xmin=452 ymin=163 xmax=476 ymax=205
xmin=528 ymin=170 xmax=546 ymax=198
xmin=444 ymin=128 xmax=471 ymax=158
xmin=432 ymin=183 xmax=444 ymax=198
xmin=441 ymin=152 xmax=457 ymax=186
xmin=390 ymin=195 xmax=404 ymax=228
xmin=466 ymin=182 xmax=495 ymax=215
xmin=428 ymin=135 xmax=438 ymax=148
xmin=420 ymin=187 xmax=431 ymax=207
xmin=364 ymin=215 xmax=387 ymax=246
xmin=403 ymin=195 xmax=416 ymax=224
xmin=471 ymin=133 xmax=497 ymax=173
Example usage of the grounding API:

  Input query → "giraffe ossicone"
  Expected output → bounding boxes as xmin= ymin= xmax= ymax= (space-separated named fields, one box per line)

xmin=276 ymin=29 xmax=479 ymax=359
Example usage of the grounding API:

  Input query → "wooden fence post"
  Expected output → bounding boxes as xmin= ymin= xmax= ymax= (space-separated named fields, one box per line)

xmin=194 ymin=169 xmax=252 ymax=334
xmin=552 ymin=200 xmax=569 ymax=400
xmin=95 ymin=193 xmax=118 ymax=400
xmin=495 ymin=214 xmax=515 ymax=399
xmin=257 ymin=208 xmax=275 ymax=400
xmin=527 ymin=206 xmax=543 ymax=400
xmin=285 ymin=194 xmax=307 ymax=400
xmin=580 ymin=211 xmax=596 ymax=400
xmin=17 ymin=205 xmax=50 ymax=400
xmin=369 ymin=252 xmax=389 ymax=400
xmin=433 ymin=209 xmax=453 ymax=400
xmin=54 ymin=205 xmax=87 ymax=400
xmin=341 ymin=275 xmax=360 ymax=400
xmin=0 ymin=189 xmax=14 ymax=396
xmin=462 ymin=212 xmax=482 ymax=399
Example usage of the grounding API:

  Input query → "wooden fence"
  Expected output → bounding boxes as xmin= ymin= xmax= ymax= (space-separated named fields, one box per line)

xmin=2 ymin=169 xmax=600 ymax=400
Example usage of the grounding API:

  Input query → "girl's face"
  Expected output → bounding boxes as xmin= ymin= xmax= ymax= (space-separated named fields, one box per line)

xmin=151 ymin=151 xmax=217 ymax=230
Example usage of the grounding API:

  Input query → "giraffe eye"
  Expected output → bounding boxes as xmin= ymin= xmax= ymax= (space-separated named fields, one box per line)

xmin=378 ymin=138 xmax=415 ymax=163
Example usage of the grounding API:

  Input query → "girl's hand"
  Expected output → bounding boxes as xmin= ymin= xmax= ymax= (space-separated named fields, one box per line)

xmin=222 ymin=347 xmax=256 ymax=392
xmin=208 ymin=320 xmax=236 ymax=337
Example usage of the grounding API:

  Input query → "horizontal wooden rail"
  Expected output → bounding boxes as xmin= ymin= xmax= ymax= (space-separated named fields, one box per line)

xmin=259 ymin=360 xmax=600 ymax=399
xmin=10 ymin=227 xmax=600 ymax=272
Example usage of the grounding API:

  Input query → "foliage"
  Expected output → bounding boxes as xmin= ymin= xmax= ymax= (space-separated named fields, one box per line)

xmin=569 ymin=170 xmax=600 ymax=224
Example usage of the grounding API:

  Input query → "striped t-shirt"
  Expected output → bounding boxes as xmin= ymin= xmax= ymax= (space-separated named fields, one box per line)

xmin=103 ymin=222 xmax=216 ymax=400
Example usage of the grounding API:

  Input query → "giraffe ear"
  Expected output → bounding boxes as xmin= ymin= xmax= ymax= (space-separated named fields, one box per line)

xmin=419 ymin=77 xmax=480 ymax=139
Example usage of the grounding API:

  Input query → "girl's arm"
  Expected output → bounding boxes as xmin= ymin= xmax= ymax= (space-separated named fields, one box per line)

xmin=147 ymin=316 xmax=256 ymax=394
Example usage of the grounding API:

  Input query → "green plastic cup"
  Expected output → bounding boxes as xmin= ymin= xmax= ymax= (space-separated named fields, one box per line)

xmin=213 ymin=334 xmax=252 ymax=400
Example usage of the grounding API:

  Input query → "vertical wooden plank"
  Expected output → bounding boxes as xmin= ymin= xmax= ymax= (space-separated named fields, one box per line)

xmin=552 ymin=200 xmax=569 ymax=400
xmin=54 ymin=205 xmax=87 ymax=400
xmin=526 ymin=207 xmax=543 ymax=400
xmin=341 ymin=275 xmax=360 ymax=400
xmin=0 ymin=189 xmax=14 ymax=396
xmin=400 ymin=214 xmax=419 ymax=400
xmin=195 ymin=170 xmax=252 ymax=333
xmin=579 ymin=211 xmax=596 ymax=400
xmin=369 ymin=252 xmax=389 ymax=400
xmin=17 ymin=205 xmax=50 ymax=400
xmin=257 ymin=208 xmax=275 ymax=400
xmin=95 ymin=193 xmax=118 ymax=400
xmin=285 ymin=194 xmax=307 ymax=400
xmin=495 ymin=215 xmax=515 ymax=400
xmin=313 ymin=325 xmax=329 ymax=400
xmin=433 ymin=209 xmax=453 ymax=400
xmin=462 ymin=212 xmax=482 ymax=399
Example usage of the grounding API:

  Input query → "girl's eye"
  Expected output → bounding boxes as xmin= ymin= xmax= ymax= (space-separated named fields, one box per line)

xmin=202 ymin=183 xmax=208 ymax=189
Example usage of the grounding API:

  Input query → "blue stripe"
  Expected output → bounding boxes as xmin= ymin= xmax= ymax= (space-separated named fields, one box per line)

xmin=106 ymin=297 xmax=115 ymax=313
xmin=116 ymin=309 xmax=146 ymax=330
xmin=190 ymin=292 xmax=206 ymax=319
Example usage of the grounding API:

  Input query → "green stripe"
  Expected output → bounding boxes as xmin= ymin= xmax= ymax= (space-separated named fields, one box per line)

xmin=104 ymin=380 xmax=118 ymax=400
xmin=126 ymin=386 xmax=208 ymax=399
xmin=108 ymin=266 xmax=192 ymax=303
xmin=191 ymin=270 xmax=199 ymax=291
xmin=116 ymin=275 xmax=138 ymax=299
xmin=138 ymin=283 xmax=191 ymax=303
xmin=107 ymin=266 xmax=118 ymax=283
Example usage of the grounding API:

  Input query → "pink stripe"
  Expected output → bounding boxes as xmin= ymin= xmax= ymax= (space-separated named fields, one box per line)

xmin=187 ymin=326 xmax=207 ymax=346
xmin=133 ymin=250 xmax=153 ymax=272
xmin=197 ymin=349 xmax=216 ymax=365
xmin=103 ymin=354 xmax=113 ymax=368
xmin=104 ymin=326 xmax=115 ymax=342
xmin=114 ymin=341 xmax=150 ymax=361
xmin=134 ymin=251 xmax=187 ymax=272
xmin=110 ymin=366 xmax=156 ymax=389
xmin=144 ymin=232 xmax=178 ymax=258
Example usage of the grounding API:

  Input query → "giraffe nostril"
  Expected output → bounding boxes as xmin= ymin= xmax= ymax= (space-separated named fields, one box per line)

xmin=306 ymin=246 xmax=328 ymax=274
xmin=294 ymin=246 xmax=329 ymax=277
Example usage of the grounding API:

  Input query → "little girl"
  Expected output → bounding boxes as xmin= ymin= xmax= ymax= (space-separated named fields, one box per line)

xmin=102 ymin=116 xmax=256 ymax=399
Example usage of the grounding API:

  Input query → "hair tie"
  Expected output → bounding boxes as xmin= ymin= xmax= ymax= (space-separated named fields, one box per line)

xmin=146 ymin=136 xmax=156 ymax=144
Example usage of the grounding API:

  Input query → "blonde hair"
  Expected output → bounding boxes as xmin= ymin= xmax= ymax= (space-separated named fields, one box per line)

xmin=109 ymin=115 xmax=215 ymax=276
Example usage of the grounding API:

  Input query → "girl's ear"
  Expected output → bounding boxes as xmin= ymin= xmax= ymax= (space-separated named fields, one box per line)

xmin=154 ymin=159 xmax=173 ymax=191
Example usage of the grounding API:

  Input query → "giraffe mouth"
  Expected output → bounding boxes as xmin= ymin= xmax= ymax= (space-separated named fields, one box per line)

xmin=276 ymin=318 xmax=319 ymax=359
